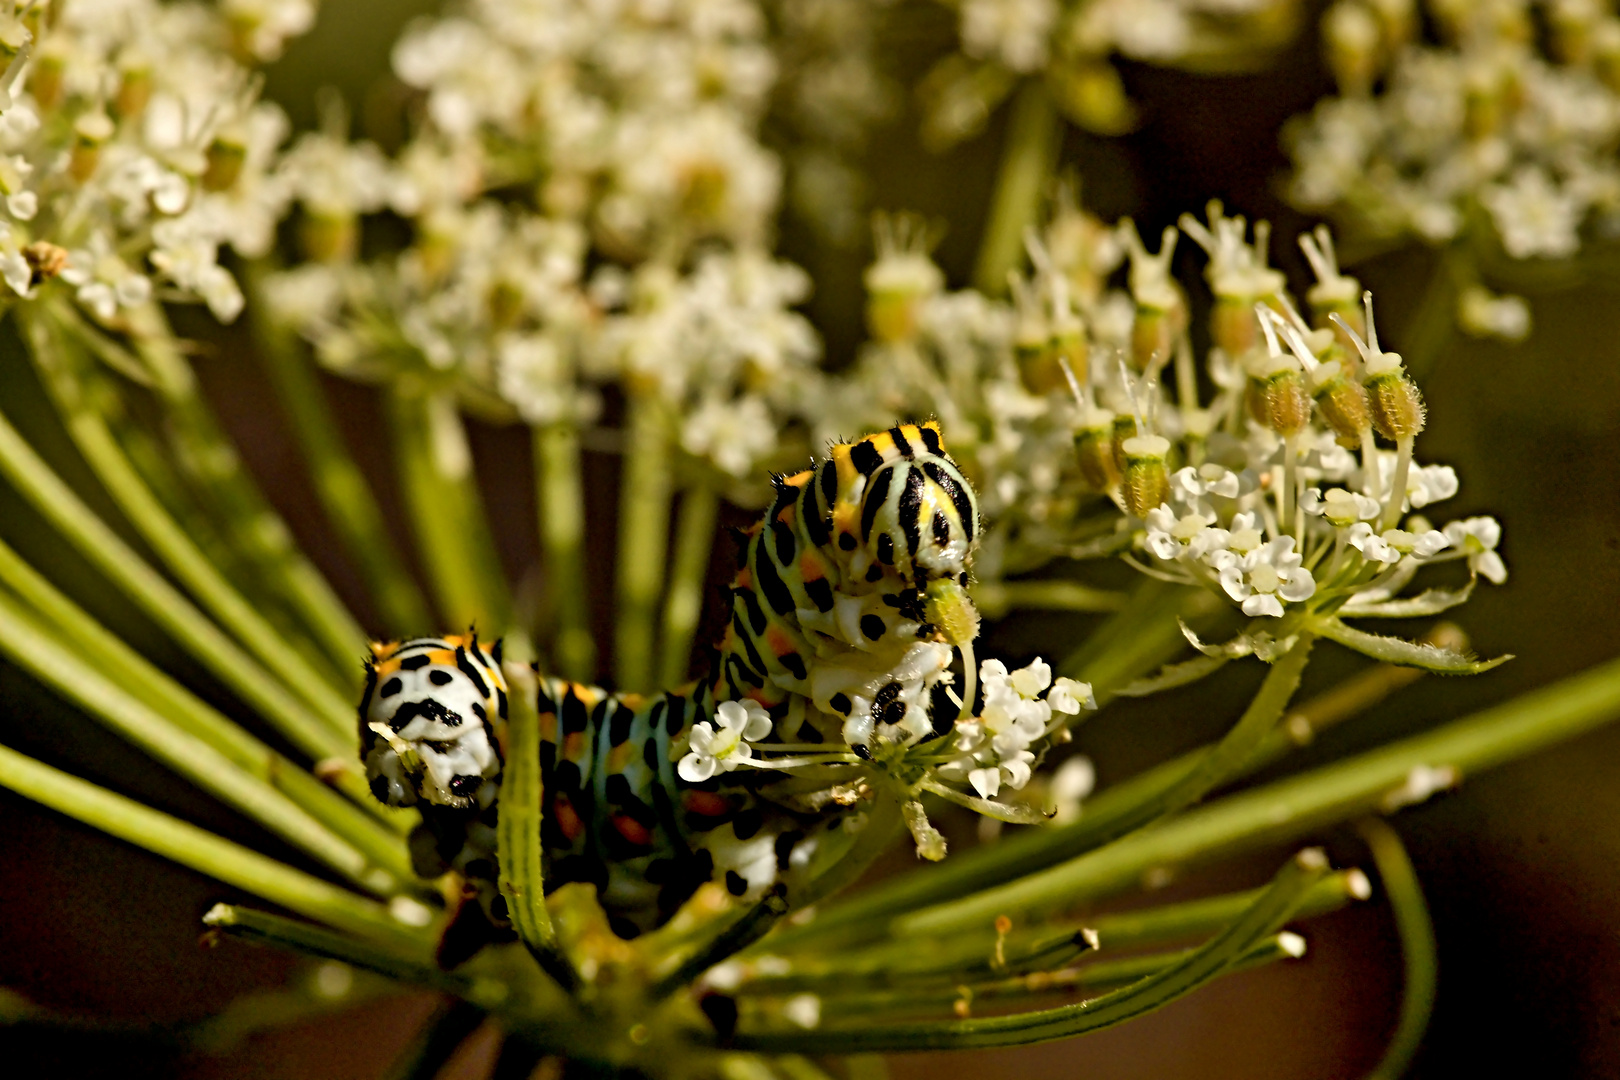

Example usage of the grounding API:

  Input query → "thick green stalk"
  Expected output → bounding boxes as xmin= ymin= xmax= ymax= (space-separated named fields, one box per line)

xmin=496 ymin=664 xmax=576 ymax=991
xmin=0 ymin=405 xmax=348 ymax=761
xmin=972 ymin=80 xmax=1062 ymax=296
xmin=0 ymin=589 xmax=394 ymax=890
xmin=659 ymin=483 xmax=719 ymax=688
xmin=731 ymin=850 xmax=1326 ymax=1052
xmin=615 ymin=393 xmax=673 ymax=693
xmin=1359 ymin=819 xmax=1437 ymax=1080
xmin=119 ymin=303 xmax=370 ymax=673
xmin=897 ymin=654 xmax=1620 ymax=936
xmin=534 ymin=422 xmax=594 ymax=681
xmin=389 ymin=384 xmax=511 ymax=632
xmin=0 ymin=744 xmax=429 ymax=951
xmin=0 ymin=533 xmax=411 ymax=844
xmin=245 ymin=262 xmax=433 ymax=637
xmin=653 ymin=886 xmax=789 ymax=999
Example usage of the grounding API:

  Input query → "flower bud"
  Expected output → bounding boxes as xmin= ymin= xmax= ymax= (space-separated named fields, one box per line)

xmin=1210 ymin=296 xmax=1259 ymax=357
xmin=300 ymin=212 xmax=358 ymax=263
xmin=1110 ymin=413 xmax=1138 ymax=477
xmin=1073 ymin=408 xmax=1120 ymax=491
xmin=1324 ymin=1 xmax=1382 ymax=97
xmin=1363 ymin=352 xmax=1426 ymax=439
xmin=1121 ymin=434 xmax=1171 ymax=519
xmin=1551 ymin=1 xmax=1600 ymax=66
xmin=29 ymin=47 xmax=65 ymax=113
xmin=203 ymin=132 xmax=247 ymax=192
xmin=1245 ymin=352 xmax=1311 ymax=437
xmin=1131 ymin=300 xmax=1179 ymax=374
xmin=115 ymin=61 xmax=152 ymax=121
xmin=1311 ymin=359 xmax=1372 ymax=444
xmin=1595 ymin=21 xmax=1620 ymax=94
xmin=865 ymin=216 xmax=943 ymax=344
xmin=69 ymin=112 xmax=115 ymax=184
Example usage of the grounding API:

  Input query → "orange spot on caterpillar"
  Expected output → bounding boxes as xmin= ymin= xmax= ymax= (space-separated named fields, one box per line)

xmin=684 ymin=791 xmax=730 ymax=816
xmin=612 ymin=814 xmax=653 ymax=847
xmin=553 ymin=794 xmax=584 ymax=841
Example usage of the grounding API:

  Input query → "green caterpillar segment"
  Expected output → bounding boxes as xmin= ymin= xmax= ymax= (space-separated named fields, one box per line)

xmin=360 ymin=424 xmax=983 ymax=941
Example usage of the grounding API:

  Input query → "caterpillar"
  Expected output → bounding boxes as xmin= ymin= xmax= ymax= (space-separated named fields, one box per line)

xmin=360 ymin=423 xmax=981 ymax=945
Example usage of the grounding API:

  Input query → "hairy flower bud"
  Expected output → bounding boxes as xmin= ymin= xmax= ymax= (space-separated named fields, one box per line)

xmin=1121 ymin=434 xmax=1171 ymax=519
xmin=1073 ymin=408 xmax=1120 ymax=492
xmin=1312 ymin=359 xmax=1373 ymax=444
xmin=1363 ymin=353 xmax=1426 ymax=439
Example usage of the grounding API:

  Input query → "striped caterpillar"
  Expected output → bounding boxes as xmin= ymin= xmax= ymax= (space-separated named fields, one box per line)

xmin=360 ymin=423 xmax=981 ymax=943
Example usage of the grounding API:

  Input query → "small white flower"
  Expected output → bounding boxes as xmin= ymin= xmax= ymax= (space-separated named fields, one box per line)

xmin=1008 ymin=657 xmax=1051 ymax=698
xmin=1443 ymin=516 xmax=1507 ymax=584
xmin=1047 ymin=677 xmax=1094 ymax=715
xmin=1302 ymin=486 xmax=1380 ymax=527
xmin=1049 ymin=755 xmax=1095 ymax=825
xmin=1145 ymin=503 xmax=1225 ymax=562
xmin=1346 ymin=522 xmax=1400 ymax=566
xmin=1407 ymin=464 xmax=1459 ymax=509
xmin=678 ymin=699 xmax=773 ymax=782
xmin=1216 ymin=536 xmax=1316 ymax=618
xmin=968 ymin=765 xmax=1001 ymax=799
xmin=1482 ymin=167 xmax=1582 ymax=261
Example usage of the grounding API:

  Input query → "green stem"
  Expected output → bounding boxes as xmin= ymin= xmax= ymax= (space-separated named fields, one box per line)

xmin=0 ymin=586 xmax=402 ymax=892
xmin=534 ymin=422 xmax=594 ymax=681
xmin=245 ymin=262 xmax=433 ymax=637
xmin=121 ymin=302 xmax=370 ymax=674
xmin=0 ymin=744 xmax=429 ymax=951
xmin=810 ymin=934 xmax=1302 ymax=1019
xmin=730 ymin=850 xmax=1326 ymax=1052
xmin=496 ymin=664 xmax=576 ymax=992
xmin=0 ymin=403 xmax=349 ymax=761
xmin=752 ymin=870 xmax=1362 ymax=993
xmin=615 ymin=393 xmax=673 ymax=694
xmin=659 ymin=483 xmax=719 ymax=688
xmin=653 ymin=885 xmax=789 ymax=999
xmin=1359 ymin=819 xmax=1437 ymax=1080
xmin=24 ymin=312 xmax=360 ymax=726
xmin=389 ymin=384 xmax=511 ymax=632
xmin=202 ymin=905 xmax=489 ymax=1003
xmin=972 ymin=80 xmax=1061 ymax=296
xmin=0 ymin=532 xmax=410 ymax=843
xmin=898 ymin=653 xmax=1620 ymax=936
xmin=969 ymin=579 xmax=1127 ymax=619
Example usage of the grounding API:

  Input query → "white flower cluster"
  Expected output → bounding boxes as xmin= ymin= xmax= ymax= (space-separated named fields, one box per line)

xmin=265 ymin=0 xmax=825 ymax=483
xmin=0 ymin=0 xmax=310 ymax=322
xmin=924 ymin=0 xmax=1301 ymax=144
xmin=1287 ymin=0 xmax=1620 ymax=335
xmin=938 ymin=657 xmax=1092 ymax=799
xmin=1116 ymin=206 xmax=1508 ymax=625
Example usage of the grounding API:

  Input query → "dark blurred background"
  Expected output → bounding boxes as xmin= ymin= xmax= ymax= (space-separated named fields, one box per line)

xmin=5 ymin=2 xmax=1620 ymax=1077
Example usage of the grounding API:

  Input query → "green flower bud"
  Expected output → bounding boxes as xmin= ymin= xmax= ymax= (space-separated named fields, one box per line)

xmin=1363 ymin=352 xmax=1426 ymax=439
xmin=1312 ymin=359 xmax=1373 ymax=445
xmin=1121 ymin=433 xmax=1171 ymax=519
xmin=69 ymin=112 xmax=115 ymax=184
xmin=1073 ymin=408 xmax=1120 ymax=492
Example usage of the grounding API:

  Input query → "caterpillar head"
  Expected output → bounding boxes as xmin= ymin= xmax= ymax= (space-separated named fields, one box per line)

xmin=359 ymin=634 xmax=507 ymax=809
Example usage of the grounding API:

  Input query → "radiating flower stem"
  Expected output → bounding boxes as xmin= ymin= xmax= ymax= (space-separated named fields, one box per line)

xmin=122 ymin=301 xmax=372 ymax=669
xmin=0 ymin=402 xmax=350 ymax=761
xmin=0 ymin=543 xmax=412 ymax=862
xmin=896 ymin=653 xmax=1620 ymax=936
xmin=0 ymin=587 xmax=398 ymax=890
xmin=732 ymin=850 xmax=1327 ymax=1052
xmin=203 ymin=905 xmax=482 ymax=1001
xmin=245 ymin=261 xmax=434 ymax=638
xmin=973 ymin=80 xmax=1062 ymax=297
xmin=1358 ymin=818 xmax=1437 ymax=1080
xmin=382 ymin=1000 xmax=490 ymax=1080
xmin=616 ymin=391 xmax=674 ymax=693
xmin=389 ymin=383 xmax=512 ymax=633
xmin=21 ymin=312 xmax=361 ymax=726
xmin=653 ymin=885 xmax=789 ymax=999
xmin=660 ymin=482 xmax=720 ymax=688
xmin=534 ymin=421 xmax=594 ymax=681
xmin=0 ymin=744 xmax=431 ymax=951
xmin=970 ymin=579 xmax=1127 ymax=619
